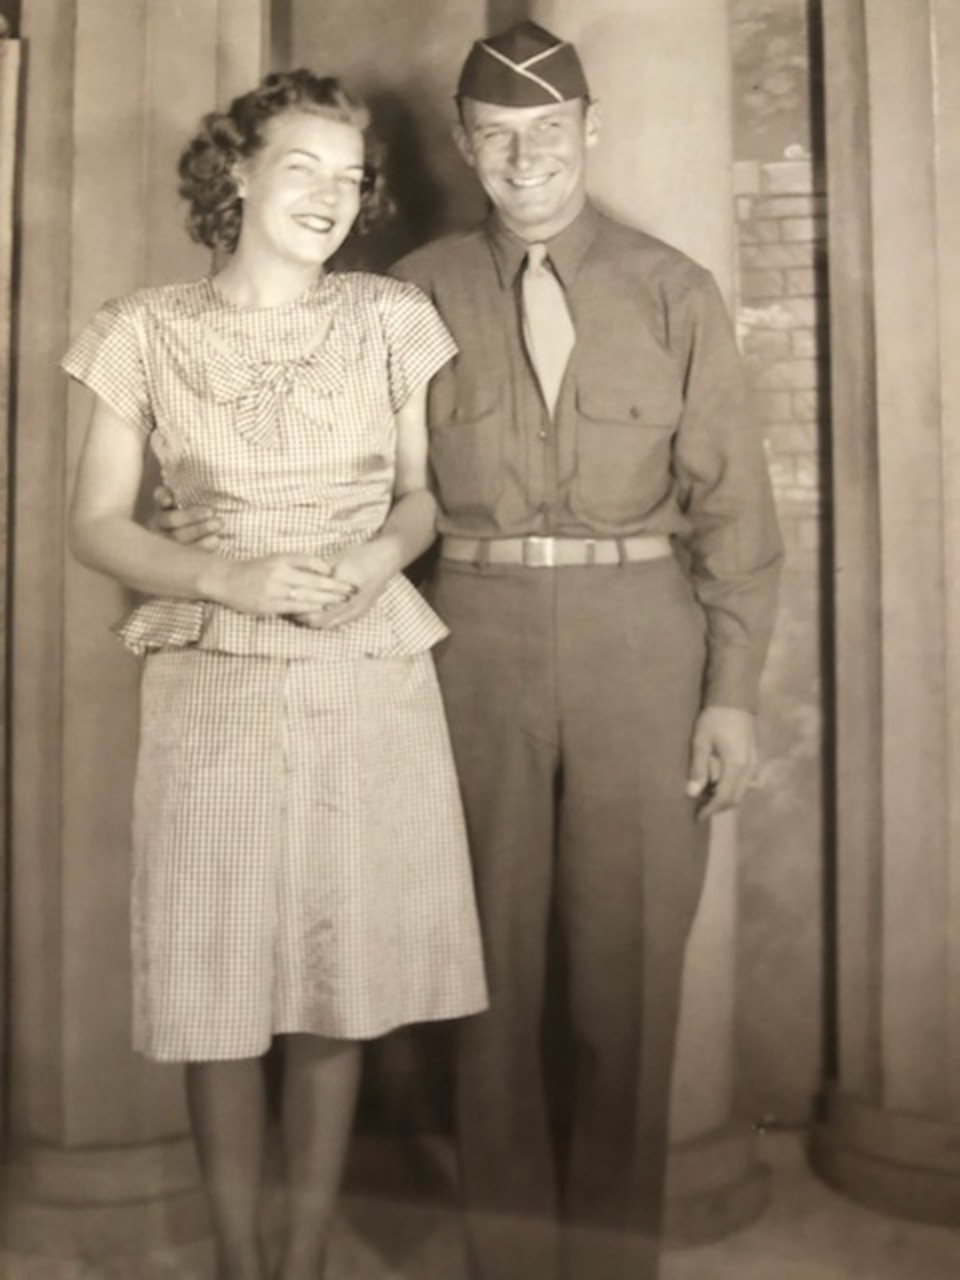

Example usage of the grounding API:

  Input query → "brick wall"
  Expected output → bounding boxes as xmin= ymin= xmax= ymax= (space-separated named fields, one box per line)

xmin=732 ymin=154 xmax=829 ymax=1125
xmin=734 ymin=157 xmax=828 ymax=563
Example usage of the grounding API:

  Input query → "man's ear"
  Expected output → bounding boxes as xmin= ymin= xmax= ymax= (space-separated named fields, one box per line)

xmin=452 ymin=119 xmax=476 ymax=170
xmin=585 ymin=99 xmax=602 ymax=150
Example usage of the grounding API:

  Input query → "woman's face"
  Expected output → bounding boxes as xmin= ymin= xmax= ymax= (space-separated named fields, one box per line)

xmin=234 ymin=110 xmax=365 ymax=268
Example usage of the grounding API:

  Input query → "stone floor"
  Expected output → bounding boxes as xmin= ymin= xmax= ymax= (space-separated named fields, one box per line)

xmin=4 ymin=1129 xmax=960 ymax=1279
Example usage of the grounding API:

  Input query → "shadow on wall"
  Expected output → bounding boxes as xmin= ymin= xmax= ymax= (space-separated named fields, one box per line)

xmin=804 ymin=0 xmax=835 ymax=1094
xmin=336 ymin=90 xmax=478 ymax=273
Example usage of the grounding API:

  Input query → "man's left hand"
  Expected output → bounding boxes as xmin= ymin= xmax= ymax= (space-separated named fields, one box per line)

xmin=685 ymin=706 xmax=757 ymax=822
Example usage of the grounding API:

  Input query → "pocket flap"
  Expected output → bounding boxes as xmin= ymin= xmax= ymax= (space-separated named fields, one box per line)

xmin=435 ymin=384 xmax=502 ymax=431
xmin=577 ymin=384 xmax=681 ymax=427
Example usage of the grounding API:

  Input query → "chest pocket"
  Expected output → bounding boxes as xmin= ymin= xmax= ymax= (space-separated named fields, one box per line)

xmin=428 ymin=378 xmax=504 ymax=516
xmin=572 ymin=383 xmax=683 ymax=525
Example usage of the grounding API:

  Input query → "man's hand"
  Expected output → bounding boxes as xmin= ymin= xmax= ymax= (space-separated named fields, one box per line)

xmin=148 ymin=485 xmax=222 ymax=550
xmin=685 ymin=706 xmax=757 ymax=822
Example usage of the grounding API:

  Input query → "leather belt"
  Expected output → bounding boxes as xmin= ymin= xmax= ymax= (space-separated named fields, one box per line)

xmin=439 ymin=534 xmax=672 ymax=568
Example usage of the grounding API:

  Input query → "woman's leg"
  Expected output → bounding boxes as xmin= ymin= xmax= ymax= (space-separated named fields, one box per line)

xmin=277 ymin=1034 xmax=363 ymax=1280
xmin=185 ymin=1057 xmax=268 ymax=1280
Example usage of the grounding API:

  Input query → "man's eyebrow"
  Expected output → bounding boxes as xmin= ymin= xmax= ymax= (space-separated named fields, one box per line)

xmin=476 ymin=110 xmax=564 ymax=127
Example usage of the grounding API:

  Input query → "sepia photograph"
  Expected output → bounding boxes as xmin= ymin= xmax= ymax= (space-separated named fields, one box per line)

xmin=0 ymin=2 xmax=958 ymax=1278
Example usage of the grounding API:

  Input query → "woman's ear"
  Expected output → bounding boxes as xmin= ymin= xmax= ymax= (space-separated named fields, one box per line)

xmin=232 ymin=160 xmax=249 ymax=200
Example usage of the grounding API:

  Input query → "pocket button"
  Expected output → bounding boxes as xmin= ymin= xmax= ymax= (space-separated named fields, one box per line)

xmin=630 ymin=406 xmax=642 ymax=420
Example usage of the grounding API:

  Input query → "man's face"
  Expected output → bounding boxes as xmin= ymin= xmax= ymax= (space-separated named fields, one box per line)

xmin=456 ymin=97 xmax=600 ymax=242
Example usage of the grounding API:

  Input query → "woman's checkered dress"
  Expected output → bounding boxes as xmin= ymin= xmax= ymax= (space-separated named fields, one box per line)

xmin=63 ymin=273 xmax=488 ymax=1062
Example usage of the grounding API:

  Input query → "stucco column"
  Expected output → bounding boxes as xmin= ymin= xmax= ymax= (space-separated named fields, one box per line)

xmin=530 ymin=0 xmax=767 ymax=1243
xmin=0 ymin=33 xmax=20 ymax=1132
xmin=810 ymin=0 xmax=960 ymax=1222
xmin=1 ymin=0 xmax=267 ymax=1257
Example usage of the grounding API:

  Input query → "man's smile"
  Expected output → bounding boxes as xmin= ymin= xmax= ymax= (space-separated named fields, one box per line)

xmin=504 ymin=172 xmax=557 ymax=190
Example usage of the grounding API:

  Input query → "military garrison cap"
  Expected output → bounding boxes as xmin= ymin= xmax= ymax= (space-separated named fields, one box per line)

xmin=457 ymin=20 xmax=590 ymax=108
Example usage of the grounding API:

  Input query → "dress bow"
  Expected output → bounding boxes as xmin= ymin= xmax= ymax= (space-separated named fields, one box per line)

xmin=201 ymin=313 xmax=348 ymax=448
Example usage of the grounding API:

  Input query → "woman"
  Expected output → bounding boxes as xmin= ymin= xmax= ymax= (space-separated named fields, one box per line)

xmin=64 ymin=70 xmax=486 ymax=1280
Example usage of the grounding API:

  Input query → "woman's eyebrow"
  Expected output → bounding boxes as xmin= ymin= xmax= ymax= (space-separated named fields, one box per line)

xmin=285 ymin=150 xmax=363 ymax=167
xmin=283 ymin=147 xmax=365 ymax=173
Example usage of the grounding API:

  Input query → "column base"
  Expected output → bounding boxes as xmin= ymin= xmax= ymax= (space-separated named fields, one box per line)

xmin=664 ymin=1120 xmax=769 ymax=1246
xmin=0 ymin=1137 xmax=208 ymax=1257
xmin=810 ymin=1085 xmax=960 ymax=1227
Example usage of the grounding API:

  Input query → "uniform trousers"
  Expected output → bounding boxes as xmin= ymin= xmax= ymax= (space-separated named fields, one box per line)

xmin=429 ymin=554 xmax=711 ymax=1280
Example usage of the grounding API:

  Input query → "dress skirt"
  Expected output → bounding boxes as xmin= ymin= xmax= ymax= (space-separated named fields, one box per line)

xmin=131 ymin=648 xmax=488 ymax=1062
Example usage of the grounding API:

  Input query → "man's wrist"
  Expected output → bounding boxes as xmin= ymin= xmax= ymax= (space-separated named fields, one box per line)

xmin=699 ymin=704 xmax=755 ymax=719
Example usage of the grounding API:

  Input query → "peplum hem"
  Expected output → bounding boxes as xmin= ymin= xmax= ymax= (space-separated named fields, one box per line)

xmin=113 ymin=574 xmax=448 ymax=659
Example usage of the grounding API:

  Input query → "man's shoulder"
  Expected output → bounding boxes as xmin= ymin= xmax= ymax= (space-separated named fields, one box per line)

xmin=590 ymin=209 xmax=713 ymax=291
xmin=390 ymin=226 xmax=488 ymax=287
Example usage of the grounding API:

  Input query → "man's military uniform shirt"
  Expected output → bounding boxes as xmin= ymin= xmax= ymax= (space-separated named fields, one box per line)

xmin=393 ymin=202 xmax=784 ymax=713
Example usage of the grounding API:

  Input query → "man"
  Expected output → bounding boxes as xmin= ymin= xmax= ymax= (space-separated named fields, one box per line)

xmin=390 ymin=21 xmax=782 ymax=1280
xmin=159 ymin=21 xmax=782 ymax=1280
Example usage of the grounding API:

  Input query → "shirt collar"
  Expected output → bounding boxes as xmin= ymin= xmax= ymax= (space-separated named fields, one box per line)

xmin=485 ymin=201 xmax=600 ymax=291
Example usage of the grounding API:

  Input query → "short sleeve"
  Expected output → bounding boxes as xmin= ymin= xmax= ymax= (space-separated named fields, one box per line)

xmin=379 ymin=280 xmax=457 ymax=413
xmin=61 ymin=296 xmax=154 ymax=437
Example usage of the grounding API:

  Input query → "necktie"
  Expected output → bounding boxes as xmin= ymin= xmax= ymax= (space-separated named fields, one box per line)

xmin=521 ymin=242 xmax=576 ymax=416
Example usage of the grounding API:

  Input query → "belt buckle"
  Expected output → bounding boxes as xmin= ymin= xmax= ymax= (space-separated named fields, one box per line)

xmin=522 ymin=535 xmax=556 ymax=568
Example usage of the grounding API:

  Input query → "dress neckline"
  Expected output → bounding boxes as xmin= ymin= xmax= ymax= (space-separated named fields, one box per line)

xmin=203 ymin=272 xmax=333 ymax=314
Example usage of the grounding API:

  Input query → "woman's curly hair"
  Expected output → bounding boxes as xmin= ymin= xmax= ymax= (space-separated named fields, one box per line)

xmin=178 ymin=70 xmax=391 ymax=254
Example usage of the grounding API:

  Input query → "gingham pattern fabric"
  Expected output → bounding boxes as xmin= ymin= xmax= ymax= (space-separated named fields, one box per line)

xmin=133 ymin=650 xmax=487 ymax=1061
xmin=63 ymin=272 xmax=487 ymax=1060
xmin=62 ymin=272 xmax=456 ymax=659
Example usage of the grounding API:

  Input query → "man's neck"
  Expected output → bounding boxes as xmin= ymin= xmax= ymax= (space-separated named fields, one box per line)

xmin=493 ymin=200 xmax=588 ymax=246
